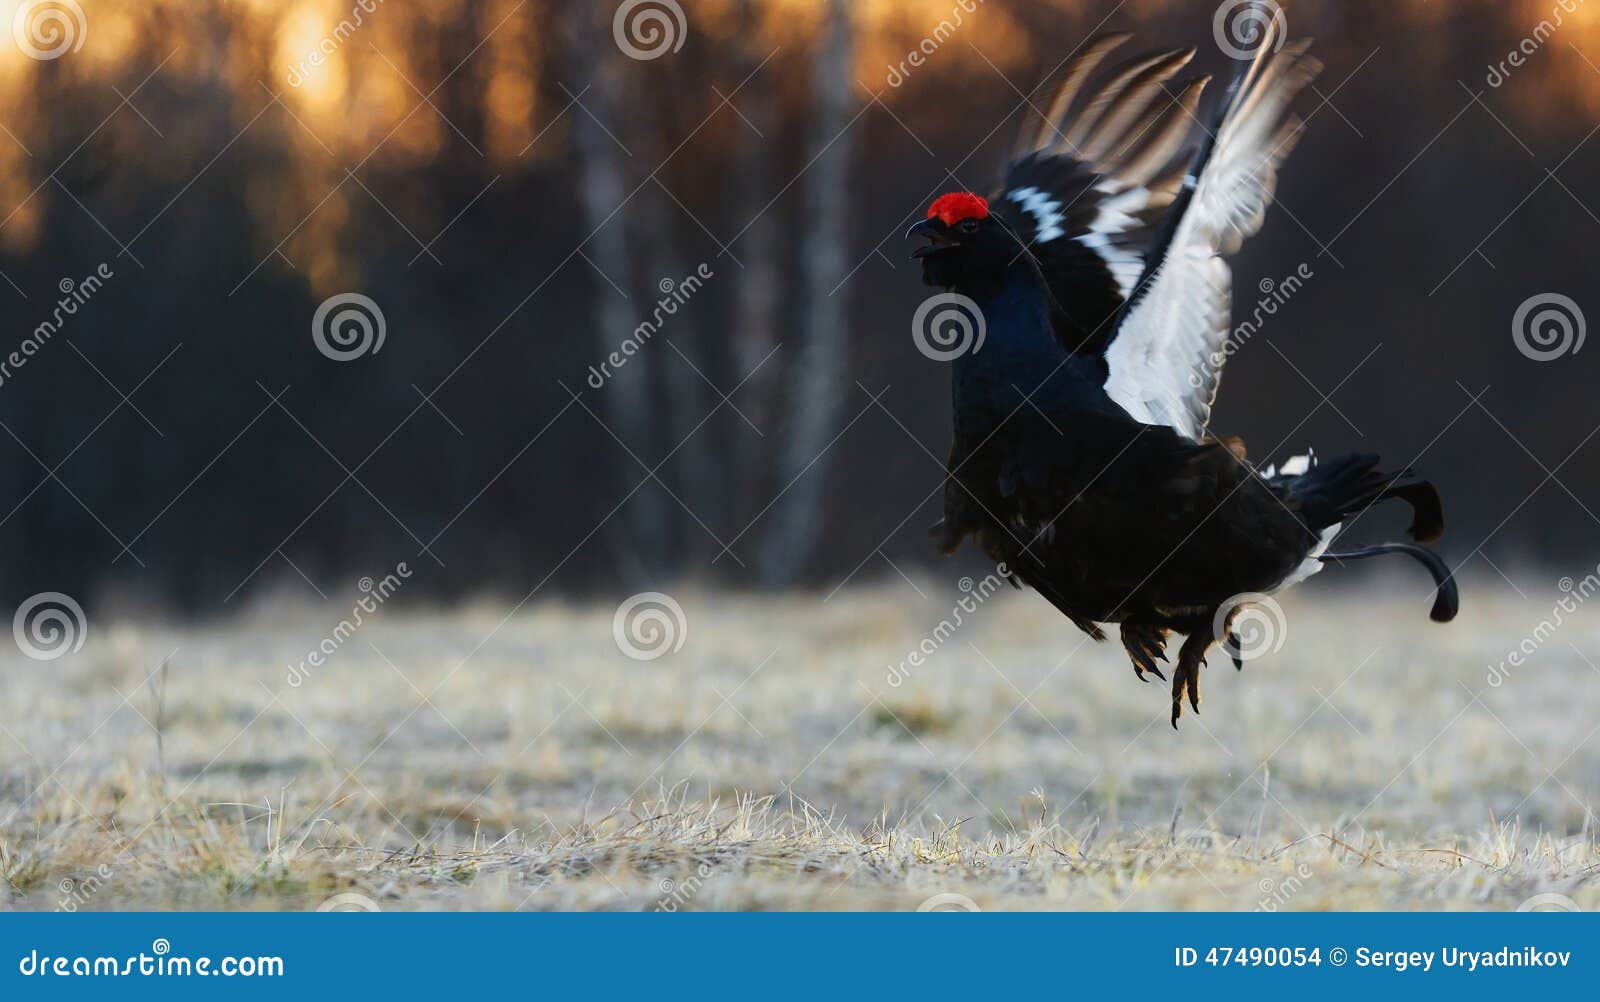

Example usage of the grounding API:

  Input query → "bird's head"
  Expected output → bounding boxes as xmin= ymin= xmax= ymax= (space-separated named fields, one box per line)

xmin=907 ymin=192 xmax=1020 ymax=295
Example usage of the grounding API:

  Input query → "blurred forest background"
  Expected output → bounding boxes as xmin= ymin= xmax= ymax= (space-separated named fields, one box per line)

xmin=1 ymin=0 xmax=1597 ymax=613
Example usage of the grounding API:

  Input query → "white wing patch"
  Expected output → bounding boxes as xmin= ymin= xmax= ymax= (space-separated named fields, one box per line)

xmin=1006 ymin=186 xmax=1066 ymax=243
xmin=1076 ymin=232 xmax=1145 ymax=300
xmin=1100 ymin=31 xmax=1320 ymax=441
xmin=1000 ymin=37 xmax=1211 ymax=318
xmin=1010 ymin=185 xmax=1148 ymax=298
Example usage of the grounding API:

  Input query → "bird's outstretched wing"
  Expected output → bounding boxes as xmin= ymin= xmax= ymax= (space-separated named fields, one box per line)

xmin=992 ymin=34 xmax=1211 ymax=355
xmin=1100 ymin=23 xmax=1321 ymax=441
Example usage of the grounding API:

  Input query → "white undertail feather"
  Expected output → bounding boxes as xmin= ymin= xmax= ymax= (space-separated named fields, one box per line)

xmin=1263 ymin=448 xmax=1328 ymax=588
xmin=1277 ymin=449 xmax=1314 ymax=476
xmin=1275 ymin=524 xmax=1339 ymax=590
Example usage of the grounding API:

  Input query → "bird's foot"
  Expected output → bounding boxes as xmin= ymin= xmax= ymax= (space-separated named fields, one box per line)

xmin=1170 ymin=631 xmax=1214 ymax=728
xmin=1119 ymin=623 xmax=1169 ymax=682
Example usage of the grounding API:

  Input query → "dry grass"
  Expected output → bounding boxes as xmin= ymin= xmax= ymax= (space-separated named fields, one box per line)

xmin=1 ymin=572 xmax=1597 ymax=911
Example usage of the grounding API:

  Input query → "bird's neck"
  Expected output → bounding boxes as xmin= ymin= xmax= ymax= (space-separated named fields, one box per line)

xmin=955 ymin=258 xmax=1067 ymax=382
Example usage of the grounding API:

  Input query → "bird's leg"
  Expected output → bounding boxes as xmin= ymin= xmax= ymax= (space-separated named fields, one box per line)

xmin=1171 ymin=629 xmax=1214 ymax=728
xmin=1119 ymin=623 xmax=1169 ymax=682
xmin=1220 ymin=605 xmax=1244 ymax=671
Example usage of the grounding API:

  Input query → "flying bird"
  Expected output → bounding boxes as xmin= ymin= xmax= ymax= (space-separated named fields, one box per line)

xmin=907 ymin=24 xmax=1458 ymax=727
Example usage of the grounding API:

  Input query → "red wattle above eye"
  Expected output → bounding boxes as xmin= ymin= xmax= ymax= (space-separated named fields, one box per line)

xmin=927 ymin=192 xmax=989 ymax=226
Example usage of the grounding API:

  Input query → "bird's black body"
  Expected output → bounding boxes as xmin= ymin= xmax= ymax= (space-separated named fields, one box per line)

xmin=910 ymin=24 xmax=1457 ymax=726
xmin=937 ymin=251 xmax=1442 ymax=631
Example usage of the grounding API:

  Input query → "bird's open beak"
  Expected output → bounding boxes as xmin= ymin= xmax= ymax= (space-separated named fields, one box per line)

xmin=906 ymin=218 xmax=956 ymax=260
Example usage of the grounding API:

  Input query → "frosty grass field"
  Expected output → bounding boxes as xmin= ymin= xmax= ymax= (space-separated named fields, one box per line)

xmin=2 ymin=569 xmax=1596 ymax=912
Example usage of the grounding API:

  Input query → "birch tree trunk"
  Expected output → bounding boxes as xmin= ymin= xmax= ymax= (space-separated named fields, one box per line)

xmin=730 ymin=18 xmax=783 ymax=531
xmin=638 ymin=85 xmax=724 ymax=565
xmin=569 ymin=5 xmax=669 ymax=578
xmin=756 ymin=0 xmax=855 ymax=584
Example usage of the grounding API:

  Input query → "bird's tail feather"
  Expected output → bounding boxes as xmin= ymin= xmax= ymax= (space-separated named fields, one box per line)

xmin=1280 ymin=453 xmax=1444 ymax=542
xmin=1369 ymin=480 xmax=1445 ymax=543
xmin=1317 ymin=543 xmax=1459 ymax=623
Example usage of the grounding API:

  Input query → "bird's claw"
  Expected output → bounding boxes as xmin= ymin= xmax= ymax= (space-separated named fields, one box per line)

xmin=1132 ymin=648 xmax=1166 ymax=683
xmin=1120 ymin=624 xmax=1169 ymax=683
xmin=1170 ymin=635 xmax=1211 ymax=728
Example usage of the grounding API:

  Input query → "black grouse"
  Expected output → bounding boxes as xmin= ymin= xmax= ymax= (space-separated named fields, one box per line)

xmin=906 ymin=24 xmax=1458 ymax=727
